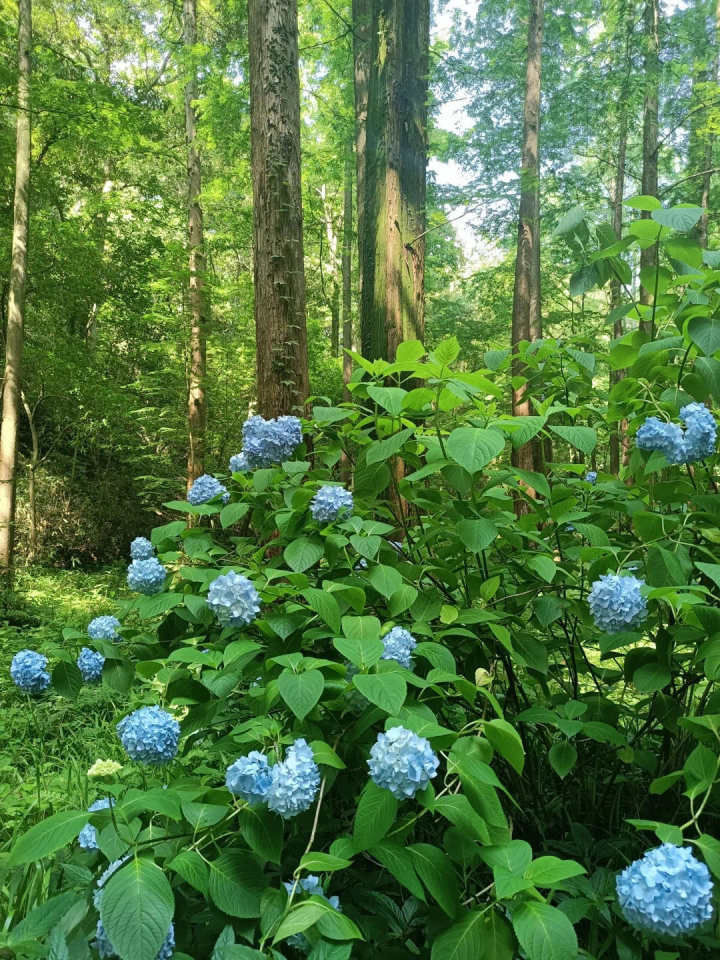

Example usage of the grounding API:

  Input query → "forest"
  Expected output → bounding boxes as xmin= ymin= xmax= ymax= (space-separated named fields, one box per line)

xmin=1 ymin=0 xmax=720 ymax=957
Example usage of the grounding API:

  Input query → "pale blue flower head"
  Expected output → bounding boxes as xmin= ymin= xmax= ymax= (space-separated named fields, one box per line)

xmin=77 ymin=647 xmax=105 ymax=684
xmin=229 ymin=451 xmax=250 ymax=473
xmin=78 ymin=797 xmax=114 ymax=850
xmin=636 ymin=417 xmax=686 ymax=464
xmin=130 ymin=537 xmax=155 ymax=560
xmin=381 ymin=626 xmax=416 ymax=670
xmin=226 ymin=751 xmax=272 ymax=806
xmin=88 ymin=615 xmax=121 ymax=642
xmin=187 ymin=473 xmax=230 ymax=505
xmin=126 ymin=558 xmax=167 ymax=595
xmin=207 ymin=571 xmax=261 ymax=627
xmin=116 ymin=706 xmax=180 ymax=765
xmin=616 ymin=844 xmax=714 ymax=937
xmin=588 ymin=573 xmax=647 ymax=633
xmin=681 ymin=403 xmax=717 ymax=463
xmin=310 ymin=485 xmax=354 ymax=524
xmin=242 ymin=415 xmax=303 ymax=468
xmin=10 ymin=649 xmax=50 ymax=694
xmin=368 ymin=726 xmax=439 ymax=800
xmin=585 ymin=471 xmax=597 ymax=484
xmin=266 ymin=738 xmax=320 ymax=818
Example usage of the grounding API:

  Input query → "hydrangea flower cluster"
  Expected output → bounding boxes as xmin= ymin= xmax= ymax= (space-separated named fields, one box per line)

xmin=585 ymin=471 xmax=597 ymax=484
xmin=681 ymin=402 xmax=717 ymax=462
xmin=126 ymin=558 xmax=167 ymax=595
xmin=10 ymin=649 xmax=50 ymax=694
xmin=77 ymin=647 xmax=105 ymax=683
xmin=636 ymin=417 xmax=687 ymax=464
xmin=239 ymin=414 xmax=303 ymax=468
xmin=130 ymin=536 xmax=154 ymax=560
xmin=381 ymin=626 xmax=417 ymax=669
xmin=88 ymin=759 xmax=122 ymax=778
xmin=588 ymin=573 xmax=647 ymax=634
xmin=78 ymin=797 xmax=114 ymax=850
xmin=368 ymin=726 xmax=439 ymax=800
xmin=267 ymin=739 xmax=321 ymax=819
xmin=616 ymin=844 xmax=714 ymax=936
xmin=116 ymin=706 xmax=180 ymax=765
xmin=228 ymin=451 xmax=250 ymax=473
xmin=226 ymin=751 xmax=272 ymax=806
xmin=87 ymin=615 xmax=121 ymax=642
xmin=207 ymin=571 xmax=261 ymax=627
xmin=283 ymin=875 xmax=341 ymax=911
xmin=187 ymin=473 xmax=230 ymax=505
xmin=310 ymin=485 xmax=354 ymax=523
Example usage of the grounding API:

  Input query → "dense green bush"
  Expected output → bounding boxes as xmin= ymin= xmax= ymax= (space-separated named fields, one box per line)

xmin=4 ymin=202 xmax=720 ymax=959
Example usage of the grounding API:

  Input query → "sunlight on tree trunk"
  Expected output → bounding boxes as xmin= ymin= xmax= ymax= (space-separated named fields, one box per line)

xmin=184 ymin=0 xmax=208 ymax=491
xmin=511 ymin=0 xmax=543 ymax=497
xmin=0 ymin=0 xmax=32 ymax=586
xmin=342 ymin=141 xmax=353 ymax=401
xmin=249 ymin=0 xmax=309 ymax=417
xmin=639 ymin=0 xmax=659 ymax=335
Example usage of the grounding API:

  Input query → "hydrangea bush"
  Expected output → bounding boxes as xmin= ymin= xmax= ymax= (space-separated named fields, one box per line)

xmin=7 ymin=230 xmax=720 ymax=960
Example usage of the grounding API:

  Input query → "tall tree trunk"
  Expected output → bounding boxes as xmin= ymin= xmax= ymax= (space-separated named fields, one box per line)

xmin=639 ymin=0 xmax=659 ymax=334
xmin=20 ymin=391 xmax=37 ymax=562
xmin=248 ymin=0 xmax=309 ymax=417
xmin=609 ymin=0 xmax=632 ymax=475
xmin=355 ymin=0 xmax=429 ymax=361
xmin=0 ymin=0 xmax=32 ymax=585
xmin=342 ymin=141 xmax=353 ymax=401
xmin=696 ymin=0 xmax=720 ymax=248
xmin=511 ymin=0 xmax=543 ymax=487
xmin=184 ymin=0 xmax=208 ymax=490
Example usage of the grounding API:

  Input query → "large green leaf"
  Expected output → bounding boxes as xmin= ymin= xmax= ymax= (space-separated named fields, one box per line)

xmin=9 ymin=810 xmax=90 ymax=865
xmin=365 ymin=428 xmax=414 ymax=466
xmin=284 ymin=538 xmax=324 ymax=573
xmin=335 ymin=616 xmax=383 ymax=668
xmin=689 ymin=316 xmax=720 ymax=357
xmin=208 ymin=851 xmax=265 ymax=918
xmin=353 ymin=782 xmax=398 ymax=849
xmin=278 ymin=669 xmax=325 ymax=720
xmin=353 ymin=672 xmax=406 ymax=714
xmin=367 ymin=563 xmax=403 ymax=599
xmin=100 ymin=859 xmax=174 ymax=960
xmin=446 ymin=427 xmax=505 ymax=474
xmin=52 ymin=661 xmax=83 ymax=699
xmin=651 ymin=205 xmax=703 ymax=231
xmin=457 ymin=519 xmax=498 ymax=553
xmin=409 ymin=844 xmax=460 ymax=917
xmin=548 ymin=425 xmax=597 ymax=456
xmin=485 ymin=719 xmax=525 ymax=774
xmin=303 ymin=588 xmax=341 ymax=633
xmin=511 ymin=902 xmax=578 ymax=960
xmin=431 ymin=909 xmax=513 ymax=960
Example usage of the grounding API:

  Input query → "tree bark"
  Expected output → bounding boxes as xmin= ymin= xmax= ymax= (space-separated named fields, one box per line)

xmin=20 ymin=391 xmax=37 ymax=562
xmin=248 ymin=0 xmax=309 ymax=418
xmin=0 ymin=0 xmax=32 ymax=585
xmin=354 ymin=0 xmax=429 ymax=361
xmin=695 ymin=0 xmax=719 ymax=248
xmin=184 ymin=0 xmax=208 ymax=491
xmin=639 ymin=0 xmax=659 ymax=334
xmin=342 ymin=141 xmax=353 ymax=400
xmin=511 ymin=0 xmax=543 ymax=486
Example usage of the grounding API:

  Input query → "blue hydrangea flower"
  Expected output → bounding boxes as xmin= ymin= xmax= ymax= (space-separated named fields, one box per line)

xmin=381 ymin=626 xmax=417 ymax=669
xmin=229 ymin=451 xmax=250 ymax=473
xmin=187 ymin=473 xmax=230 ymax=505
xmin=636 ymin=417 xmax=687 ymax=464
xmin=585 ymin=471 xmax=597 ymax=484
xmin=310 ymin=485 xmax=354 ymax=524
xmin=77 ymin=647 xmax=105 ymax=684
xmin=588 ymin=573 xmax=647 ymax=634
xmin=207 ymin=571 xmax=261 ymax=627
xmin=130 ymin=537 xmax=155 ymax=560
xmin=126 ymin=558 xmax=167 ymax=595
xmin=116 ymin=706 xmax=180 ymax=765
xmin=10 ymin=649 xmax=50 ymax=694
xmin=368 ymin=726 xmax=439 ymax=800
xmin=242 ymin=415 xmax=303 ymax=468
xmin=616 ymin=844 xmax=714 ymax=937
xmin=88 ymin=616 xmax=121 ymax=642
xmin=95 ymin=920 xmax=174 ymax=959
xmin=681 ymin=403 xmax=717 ymax=463
xmin=282 ymin=875 xmax=341 ymax=950
xmin=226 ymin=751 xmax=272 ymax=805
xmin=266 ymin=739 xmax=320 ymax=818
xmin=78 ymin=797 xmax=114 ymax=850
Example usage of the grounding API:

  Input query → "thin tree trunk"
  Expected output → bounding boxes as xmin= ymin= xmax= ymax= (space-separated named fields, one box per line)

xmin=697 ymin=0 xmax=720 ymax=248
xmin=639 ymin=0 xmax=659 ymax=335
xmin=0 ymin=0 xmax=32 ymax=585
xmin=184 ymin=0 xmax=208 ymax=490
xmin=511 ymin=0 xmax=543 ymax=491
xmin=342 ymin=141 xmax=353 ymax=401
xmin=248 ymin=0 xmax=309 ymax=417
xmin=20 ymin=391 xmax=37 ymax=562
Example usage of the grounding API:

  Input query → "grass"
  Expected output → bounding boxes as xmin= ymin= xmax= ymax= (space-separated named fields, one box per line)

xmin=0 ymin=565 xmax=129 ymax=932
